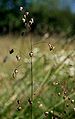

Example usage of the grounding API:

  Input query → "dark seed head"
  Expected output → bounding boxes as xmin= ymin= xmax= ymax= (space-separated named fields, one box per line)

xmin=25 ymin=12 xmax=29 ymax=16
xmin=68 ymin=97 xmax=70 ymax=100
xmin=9 ymin=49 xmax=14 ymax=54
xmin=71 ymin=99 xmax=74 ymax=103
xmin=64 ymin=91 xmax=67 ymax=95
xmin=29 ymin=51 xmax=33 ymax=57
xmin=14 ymin=69 xmax=18 ymax=74
xmin=64 ymin=110 xmax=66 ymax=114
xmin=28 ymin=98 xmax=32 ymax=105
xmin=48 ymin=43 xmax=54 ymax=51
xmin=17 ymin=106 xmax=22 ymax=111
xmin=44 ymin=111 xmax=49 ymax=116
xmin=16 ymin=55 xmax=21 ymax=61
xmin=63 ymin=95 xmax=66 ymax=99
xmin=20 ymin=6 xmax=23 ymax=11
xmin=17 ymin=100 xmax=20 ymax=104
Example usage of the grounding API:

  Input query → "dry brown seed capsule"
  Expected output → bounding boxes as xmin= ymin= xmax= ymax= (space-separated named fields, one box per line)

xmin=44 ymin=111 xmax=49 ymax=116
xmin=16 ymin=55 xmax=21 ymax=61
xmin=68 ymin=97 xmax=70 ymax=100
xmin=63 ymin=95 xmax=66 ymax=99
xmin=17 ymin=100 xmax=20 ymax=104
xmin=22 ymin=18 xmax=26 ymax=23
xmin=14 ymin=69 xmax=18 ymax=74
xmin=9 ymin=49 xmax=14 ymax=54
xmin=68 ymin=97 xmax=71 ymax=100
xmin=64 ymin=91 xmax=67 ymax=95
xmin=56 ymin=82 xmax=59 ymax=85
xmin=20 ymin=6 xmax=23 ymax=11
xmin=29 ymin=51 xmax=33 ymax=57
xmin=48 ymin=43 xmax=54 ymax=51
xmin=64 ymin=110 xmax=66 ymax=114
xmin=71 ymin=99 xmax=74 ymax=103
xmin=17 ymin=106 xmax=22 ymax=111
xmin=58 ymin=92 xmax=61 ymax=96
xmin=26 ymin=12 xmax=29 ymax=16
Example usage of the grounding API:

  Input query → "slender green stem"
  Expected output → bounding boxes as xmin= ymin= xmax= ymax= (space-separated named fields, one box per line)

xmin=30 ymin=33 xmax=33 ymax=119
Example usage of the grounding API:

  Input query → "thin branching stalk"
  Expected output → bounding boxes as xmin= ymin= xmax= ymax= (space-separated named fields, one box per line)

xmin=30 ymin=33 xmax=33 ymax=119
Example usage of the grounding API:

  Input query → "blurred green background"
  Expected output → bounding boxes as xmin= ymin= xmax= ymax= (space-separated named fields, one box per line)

xmin=0 ymin=0 xmax=75 ymax=37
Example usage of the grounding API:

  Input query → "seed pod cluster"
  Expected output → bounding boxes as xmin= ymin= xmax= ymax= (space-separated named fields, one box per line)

xmin=17 ymin=100 xmax=22 ymax=111
xmin=29 ymin=51 xmax=33 ymax=57
xmin=9 ymin=49 xmax=14 ymax=54
xmin=20 ymin=6 xmax=23 ymax=11
xmin=48 ymin=43 xmax=54 ymax=51
xmin=20 ymin=6 xmax=34 ymax=31
xmin=44 ymin=111 xmax=49 ymax=117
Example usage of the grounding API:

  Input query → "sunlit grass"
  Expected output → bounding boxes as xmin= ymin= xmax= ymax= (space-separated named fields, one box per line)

xmin=0 ymin=35 xmax=75 ymax=119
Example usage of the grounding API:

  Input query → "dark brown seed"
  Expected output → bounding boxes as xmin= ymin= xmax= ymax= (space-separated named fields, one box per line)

xmin=64 ymin=110 xmax=66 ymax=114
xmin=48 ymin=43 xmax=54 ymax=51
xmin=29 ymin=51 xmax=33 ymax=57
xmin=17 ymin=100 xmax=20 ymax=104
xmin=9 ymin=49 xmax=14 ymax=54
xmin=17 ymin=106 xmax=22 ymax=111
xmin=68 ymin=97 xmax=70 ymax=100
xmin=63 ymin=95 xmax=66 ymax=99
xmin=16 ymin=55 xmax=21 ymax=61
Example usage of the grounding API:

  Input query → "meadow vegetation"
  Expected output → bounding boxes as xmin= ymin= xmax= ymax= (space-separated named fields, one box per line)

xmin=0 ymin=1 xmax=75 ymax=119
xmin=0 ymin=35 xmax=75 ymax=119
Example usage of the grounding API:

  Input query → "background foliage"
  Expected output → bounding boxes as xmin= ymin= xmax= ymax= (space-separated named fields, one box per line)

xmin=0 ymin=0 xmax=75 ymax=37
